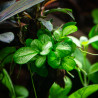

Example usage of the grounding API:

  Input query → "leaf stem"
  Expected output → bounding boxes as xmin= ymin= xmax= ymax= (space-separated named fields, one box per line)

xmin=28 ymin=64 xmax=37 ymax=98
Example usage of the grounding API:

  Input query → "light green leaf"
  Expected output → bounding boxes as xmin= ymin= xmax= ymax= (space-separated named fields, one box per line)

xmin=53 ymin=29 xmax=62 ymax=41
xmin=38 ymin=34 xmax=52 ymax=44
xmin=61 ymin=57 xmax=76 ymax=71
xmin=88 ymin=35 xmax=98 ymax=44
xmin=14 ymin=47 xmax=38 ymax=64
xmin=38 ymin=18 xmax=53 ymax=31
xmin=62 ymin=25 xmax=78 ymax=36
xmin=30 ymin=39 xmax=42 ymax=51
xmin=1 ymin=69 xmax=16 ymax=98
xmin=14 ymin=85 xmax=29 ymax=98
xmin=35 ymin=56 xmax=46 ymax=68
xmin=48 ymin=51 xmax=61 ymax=69
xmin=62 ymin=22 xmax=77 ymax=30
xmin=49 ymin=77 xmax=72 ymax=98
xmin=45 ymin=8 xmax=74 ymax=20
xmin=69 ymin=84 xmax=98 ymax=98
xmin=40 ymin=41 xmax=52 ymax=55
xmin=68 ymin=36 xmax=81 ymax=47
xmin=55 ymin=42 xmax=71 ymax=58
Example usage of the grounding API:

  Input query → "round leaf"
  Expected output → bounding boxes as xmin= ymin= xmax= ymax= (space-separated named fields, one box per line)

xmin=61 ymin=57 xmax=76 ymax=71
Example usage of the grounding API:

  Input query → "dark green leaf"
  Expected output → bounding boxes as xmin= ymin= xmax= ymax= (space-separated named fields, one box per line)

xmin=13 ymin=47 xmax=38 ymax=64
xmin=0 ymin=47 xmax=16 ymax=66
xmin=49 ymin=77 xmax=72 ymax=98
xmin=1 ymin=69 xmax=16 ymax=98
xmin=35 ymin=56 xmax=46 ymax=68
xmin=26 ymin=39 xmax=33 ymax=47
xmin=14 ymin=85 xmax=29 ymax=98
xmin=44 ymin=8 xmax=74 ymax=20
xmin=69 ymin=84 xmax=98 ymax=98
xmin=31 ymin=63 xmax=48 ymax=77
xmin=62 ymin=25 xmax=78 ymax=36
xmin=48 ymin=51 xmax=61 ymax=69
xmin=61 ymin=57 xmax=76 ymax=71
xmin=92 ymin=9 xmax=98 ymax=24
xmin=89 ymin=62 xmax=98 ymax=83
xmin=37 ymin=29 xmax=51 ymax=37
xmin=38 ymin=18 xmax=53 ymax=31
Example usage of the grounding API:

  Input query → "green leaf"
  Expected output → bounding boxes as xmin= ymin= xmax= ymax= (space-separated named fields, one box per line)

xmin=69 ymin=84 xmax=98 ymax=98
xmin=61 ymin=57 xmax=76 ymax=71
xmin=37 ymin=29 xmax=51 ymax=37
xmin=73 ymin=48 xmax=91 ymax=73
xmin=68 ymin=36 xmax=81 ymax=47
xmin=62 ymin=25 xmax=78 ymax=36
xmin=62 ymin=22 xmax=77 ymax=30
xmin=0 ymin=47 xmax=16 ymax=66
xmin=38 ymin=34 xmax=52 ymax=44
xmin=40 ymin=41 xmax=52 ymax=55
xmin=35 ymin=56 xmax=46 ymax=68
xmin=53 ymin=29 xmax=62 ymax=41
xmin=49 ymin=77 xmax=72 ymax=98
xmin=44 ymin=8 xmax=74 ymax=20
xmin=88 ymin=35 xmax=98 ymax=44
xmin=31 ymin=63 xmax=48 ymax=77
xmin=55 ymin=42 xmax=71 ymax=58
xmin=92 ymin=9 xmax=98 ymax=24
xmin=89 ymin=62 xmax=98 ymax=83
xmin=13 ymin=47 xmax=38 ymax=64
xmin=30 ymin=39 xmax=42 ymax=51
xmin=89 ymin=25 xmax=98 ymax=50
xmin=14 ymin=85 xmax=29 ymax=98
xmin=48 ymin=51 xmax=61 ymax=69
xmin=26 ymin=38 xmax=33 ymax=47
xmin=38 ymin=18 xmax=53 ymax=31
xmin=89 ymin=62 xmax=98 ymax=74
xmin=1 ymin=69 xmax=16 ymax=98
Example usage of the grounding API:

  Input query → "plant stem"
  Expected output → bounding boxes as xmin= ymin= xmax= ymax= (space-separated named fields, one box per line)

xmin=77 ymin=70 xmax=84 ymax=86
xmin=28 ymin=64 xmax=37 ymax=98
xmin=83 ymin=46 xmax=88 ymax=86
